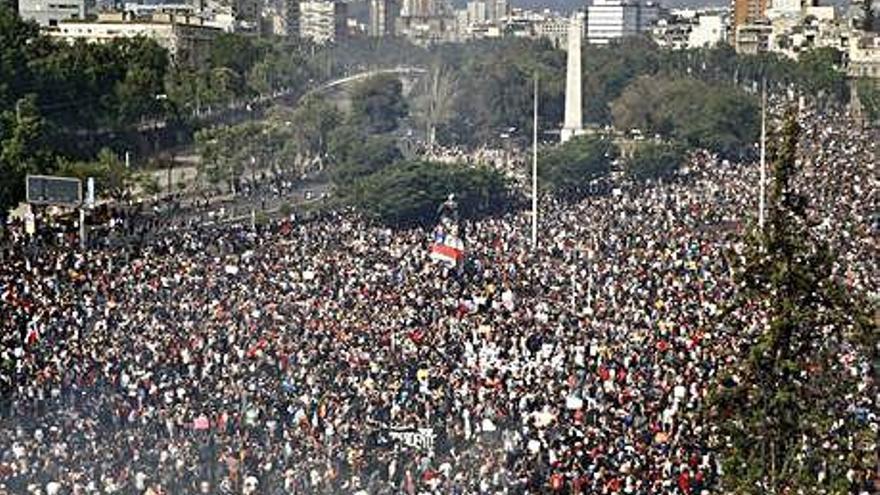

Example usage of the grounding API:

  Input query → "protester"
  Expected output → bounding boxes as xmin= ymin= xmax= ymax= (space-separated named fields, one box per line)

xmin=0 ymin=107 xmax=875 ymax=494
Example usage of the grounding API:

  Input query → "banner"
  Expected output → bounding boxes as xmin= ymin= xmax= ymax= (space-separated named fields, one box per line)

xmin=379 ymin=426 xmax=436 ymax=451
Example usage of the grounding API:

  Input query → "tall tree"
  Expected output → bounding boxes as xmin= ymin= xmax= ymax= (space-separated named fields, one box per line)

xmin=411 ymin=64 xmax=459 ymax=151
xmin=710 ymin=110 xmax=877 ymax=493
xmin=0 ymin=97 xmax=53 ymax=213
xmin=350 ymin=74 xmax=408 ymax=134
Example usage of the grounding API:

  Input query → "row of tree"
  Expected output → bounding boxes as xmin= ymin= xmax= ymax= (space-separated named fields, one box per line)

xmin=405 ymin=39 xmax=849 ymax=153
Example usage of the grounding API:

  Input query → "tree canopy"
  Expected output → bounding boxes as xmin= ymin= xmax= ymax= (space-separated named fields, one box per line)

xmin=348 ymin=160 xmax=509 ymax=227
xmin=710 ymin=110 xmax=877 ymax=492
xmin=349 ymin=74 xmax=408 ymax=134
xmin=611 ymin=75 xmax=759 ymax=157
xmin=538 ymin=135 xmax=617 ymax=199
xmin=624 ymin=141 xmax=687 ymax=183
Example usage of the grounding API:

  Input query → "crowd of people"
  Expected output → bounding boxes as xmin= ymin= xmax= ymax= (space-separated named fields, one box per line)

xmin=0 ymin=108 xmax=876 ymax=494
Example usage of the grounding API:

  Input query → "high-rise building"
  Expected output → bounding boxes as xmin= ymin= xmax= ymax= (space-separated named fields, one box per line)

xmin=585 ymin=0 xmax=658 ymax=45
xmin=466 ymin=0 xmax=488 ymax=23
xmin=400 ymin=0 xmax=433 ymax=17
xmin=18 ymin=0 xmax=91 ymax=26
xmin=466 ymin=0 xmax=507 ymax=24
xmin=299 ymin=0 xmax=345 ymax=43
xmin=369 ymin=0 xmax=397 ymax=37
xmin=264 ymin=0 xmax=300 ymax=37
xmin=731 ymin=0 xmax=769 ymax=31
xmin=491 ymin=0 xmax=507 ymax=21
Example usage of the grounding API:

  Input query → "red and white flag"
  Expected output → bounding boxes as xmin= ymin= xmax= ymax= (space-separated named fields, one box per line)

xmin=430 ymin=236 xmax=464 ymax=266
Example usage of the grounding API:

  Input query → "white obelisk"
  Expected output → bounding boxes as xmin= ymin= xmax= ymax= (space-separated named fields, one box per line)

xmin=561 ymin=13 xmax=584 ymax=144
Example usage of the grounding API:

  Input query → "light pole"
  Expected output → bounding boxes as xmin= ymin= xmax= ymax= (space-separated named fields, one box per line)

xmin=531 ymin=73 xmax=538 ymax=249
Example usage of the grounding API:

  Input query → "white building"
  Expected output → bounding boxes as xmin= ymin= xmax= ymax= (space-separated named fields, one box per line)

xmin=585 ymin=0 xmax=659 ymax=45
xmin=535 ymin=15 xmax=571 ymax=48
xmin=466 ymin=0 xmax=488 ymax=23
xmin=369 ymin=0 xmax=397 ymax=37
xmin=18 ymin=0 xmax=90 ymax=27
xmin=848 ymin=33 xmax=880 ymax=79
xmin=263 ymin=0 xmax=301 ymax=37
xmin=688 ymin=14 xmax=725 ymax=48
xmin=45 ymin=12 xmax=220 ymax=66
xmin=299 ymin=0 xmax=345 ymax=44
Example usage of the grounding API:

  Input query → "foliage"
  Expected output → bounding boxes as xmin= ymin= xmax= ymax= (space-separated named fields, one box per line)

xmin=611 ymin=75 xmax=759 ymax=157
xmin=796 ymin=48 xmax=848 ymax=104
xmin=710 ymin=110 xmax=877 ymax=493
xmin=410 ymin=64 xmax=460 ymax=149
xmin=277 ymin=97 xmax=343 ymax=159
xmin=208 ymin=33 xmax=265 ymax=76
xmin=538 ymin=135 xmax=616 ymax=198
xmin=624 ymin=141 xmax=686 ymax=182
xmin=0 ymin=97 xmax=55 ymax=215
xmin=856 ymin=79 xmax=880 ymax=122
xmin=195 ymin=125 xmax=246 ymax=190
xmin=327 ymin=125 xmax=402 ymax=186
xmin=442 ymin=38 xmax=565 ymax=146
xmin=349 ymin=74 xmax=408 ymax=134
xmin=348 ymin=160 xmax=509 ymax=227
xmin=55 ymin=148 xmax=132 ymax=201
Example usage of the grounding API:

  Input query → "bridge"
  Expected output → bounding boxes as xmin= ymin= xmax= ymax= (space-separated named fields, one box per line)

xmin=298 ymin=66 xmax=428 ymax=106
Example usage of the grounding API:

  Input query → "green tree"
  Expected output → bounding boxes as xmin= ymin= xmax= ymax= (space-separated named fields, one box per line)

xmin=611 ymin=75 xmax=759 ymax=157
xmin=208 ymin=33 xmax=264 ymax=77
xmin=349 ymin=160 xmax=509 ymax=227
xmin=327 ymin=125 xmax=402 ymax=186
xmin=856 ymin=79 xmax=880 ymax=122
xmin=624 ymin=141 xmax=686 ymax=182
xmin=797 ymin=48 xmax=848 ymax=104
xmin=539 ymin=135 xmax=616 ymax=199
xmin=195 ymin=125 xmax=245 ymax=191
xmin=56 ymin=148 xmax=132 ymax=200
xmin=289 ymin=97 xmax=342 ymax=158
xmin=0 ymin=97 xmax=53 ymax=213
xmin=710 ymin=110 xmax=877 ymax=493
xmin=350 ymin=74 xmax=408 ymax=134
xmin=411 ymin=64 xmax=460 ymax=150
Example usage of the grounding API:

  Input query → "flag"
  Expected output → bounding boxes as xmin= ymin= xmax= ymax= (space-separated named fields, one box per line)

xmin=25 ymin=323 xmax=40 ymax=346
xmin=430 ymin=236 xmax=464 ymax=266
xmin=408 ymin=329 xmax=425 ymax=344
xmin=193 ymin=415 xmax=210 ymax=430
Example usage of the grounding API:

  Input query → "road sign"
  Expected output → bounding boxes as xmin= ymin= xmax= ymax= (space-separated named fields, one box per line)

xmin=26 ymin=175 xmax=82 ymax=206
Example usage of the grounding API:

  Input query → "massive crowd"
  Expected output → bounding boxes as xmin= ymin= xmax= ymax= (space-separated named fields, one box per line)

xmin=0 ymin=108 xmax=876 ymax=494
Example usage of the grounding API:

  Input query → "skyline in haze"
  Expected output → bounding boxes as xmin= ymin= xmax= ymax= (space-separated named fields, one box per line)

xmin=498 ymin=0 xmax=852 ymax=12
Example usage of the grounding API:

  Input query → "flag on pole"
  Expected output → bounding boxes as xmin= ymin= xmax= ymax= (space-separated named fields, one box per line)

xmin=430 ymin=236 xmax=464 ymax=266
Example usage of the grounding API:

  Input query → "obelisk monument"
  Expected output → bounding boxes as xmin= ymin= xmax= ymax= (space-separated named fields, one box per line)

xmin=561 ymin=13 xmax=584 ymax=144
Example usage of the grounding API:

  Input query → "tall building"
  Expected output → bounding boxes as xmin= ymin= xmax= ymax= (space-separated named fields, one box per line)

xmin=299 ymin=0 xmax=345 ymax=44
xmin=18 ymin=0 xmax=91 ymax=27
xmin=491 ymin=0 xmax=507 ymax=21
xmin=264 ymin=0 xmax=300 ymax=37
xmin=466 ymin=0 xmax=488 ymax=23
xmin=46 ymin=11 xmax=221 ymax=66
xmin=585 ymin=0 xmax=659 ymax=45
xmin=400 ymin=0 xmax=434 ymax=17
xmin=369 ymin=0 xmax=397 ymax=37
xmin=731 ymin=0 xmax=769 ymax=32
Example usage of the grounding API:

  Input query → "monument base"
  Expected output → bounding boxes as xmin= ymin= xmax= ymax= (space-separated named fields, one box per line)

xmin=560 ymin=127 xmax=586 ymax=144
